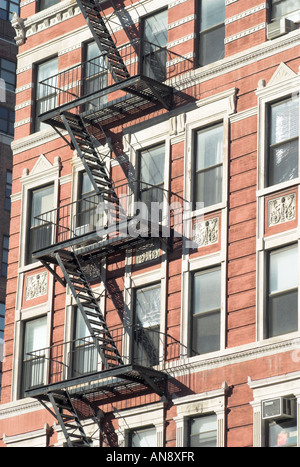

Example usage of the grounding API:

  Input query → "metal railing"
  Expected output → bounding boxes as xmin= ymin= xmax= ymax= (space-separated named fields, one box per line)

xmin=22 ymin=327 xmax=188 ymax=392
xmin=38 ymin=39 xmax=194 ymax=115
xmin=31 ymin=181 xmax=185 ymax=255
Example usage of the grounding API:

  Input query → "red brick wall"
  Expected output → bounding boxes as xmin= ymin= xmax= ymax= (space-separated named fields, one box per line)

xmin=1 ymin=0 xmax=300 ymax=448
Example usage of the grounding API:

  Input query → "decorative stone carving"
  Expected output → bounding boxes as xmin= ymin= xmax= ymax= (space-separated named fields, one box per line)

xmin=136 ymin=240 xmax=160 ymax=264
xmin=25 ymin=272 xmax=48 ymax=301
xmin=11 ymin=13 xmax=25 ymax=45
xmin=193 ymin=217 xmax=219 ymax=248
xmin=80 ymin=262 xmax=101 ymax=282
xmin=268 ymin=193 xmax=296 ymax=227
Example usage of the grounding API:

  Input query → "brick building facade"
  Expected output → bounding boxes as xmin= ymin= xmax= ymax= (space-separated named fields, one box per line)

xmin=0 ymin=2 xmax=17 ymax=395
xmin=0 ymin=0 xmax=300 ymax=448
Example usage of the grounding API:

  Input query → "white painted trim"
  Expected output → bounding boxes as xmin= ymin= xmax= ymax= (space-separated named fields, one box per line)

xmin=249 ymin=371 xmax=300 ymax=447
xmin=173 ymin=383 xmax=228 ymax=447
xmin=115 ymin=402 xmax=165 ymax=447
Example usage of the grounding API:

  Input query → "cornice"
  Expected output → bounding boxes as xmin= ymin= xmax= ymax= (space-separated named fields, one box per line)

xmin=0 ymin=398 xmax=45 ymax=419
xmin=165 ymin=336 xmax=300 ymax=378
xmin=169 ymin=28 xmax=300 ymax=92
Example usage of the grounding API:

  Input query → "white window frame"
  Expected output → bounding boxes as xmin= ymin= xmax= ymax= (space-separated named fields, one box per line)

xmin=124 ymin=268 xmax=166 ymax=367
xmin=184 ymin=88 xmax=235 ymax=219
xmin=122 ymin=120 xmax=170 ymax=366
xmin=19 ymin=154 xmax=61 ymax=271
xmin=269 ymin=0 xmax=300 ymax=23
xmin=174 ymin=382 xmax=228 ymax=447
xmin=179 ymin=89 xmax=236 ymax=363
xmin=256 ymin=64 xmax=300 ymax=196
xmin=115 ymin=401 xmax=165 ymax=447
xmin=249 ymin=371 xmax=300 ymax=447
xmin=256 ymin=64 xmax=300 ymax=343
xmin=181 ymin=251 xmax=227 ymax=360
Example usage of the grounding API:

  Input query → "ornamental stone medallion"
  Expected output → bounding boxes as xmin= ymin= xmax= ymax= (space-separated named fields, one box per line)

xmin=136 ymin=240 xmax=160 ymax=265
xmin=25 ymin=271 xmax=48 ymax=301
xmin=268 ymin=193 xmax=296 ymax=227
xmin=193 ymin=217 xmax=219 ymax=248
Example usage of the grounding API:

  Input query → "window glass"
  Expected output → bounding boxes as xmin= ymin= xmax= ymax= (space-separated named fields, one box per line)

xmin=22 ymin=317 xmax=47 ymax=394
xmin=139 ymin=144 xmax=165 ymax=209
xmin=84 ymin=41 xmax=108 ymax=111
xmin=199 ymin=0 xmax=225 ymax=66
xmin=192 ymin=268 xmax=221 ymax=355
xmin=36 ymin=57 xmax=58 ymax=131
xmin=24 ymin=317 xmax=47 ymax=357
xmin=130 ymin=427 xmax=156 ymax=447
xmin=39 ymin=0 xmax=60 ymax=11
xmin=195 ymin=123 xmax=223 ymax=208
xmin=1 ymin=235 xmax=9 ymax=276
xmin=0 ymin=106 xmax=14 ymax=136
xmin=142 ymin=9 xmax=168 ymax=81
xmin=268 ymin=418 xmax=297 ymax=447
xmin=76 ymin=172 xmax=99 ymax=235
xmin=189 ymin=414 xmax=218 ymax=447
xmin=134 ymin=284 xmax=161 ymax=366
xmin=27 ymin=185 xmax=54 ymax=264
xmin=0 ymin=0 xmax=19 ymax=22
xmin=268 ymin=245 xmax=298 ymax=337
xmin=5 ymin=170 xmax=12 ymax=210
xmin=72 ymin=308 xmax=97 ymax=377
xmin=0 ymin=58 xmax=16 ymax=92
xmin=268 ymin=97 xmax=299 ymax=186
xmin=0 ymin=303 xmax=5 ymax=340
xmin=271 ymin=0 xmax=300 ymax=21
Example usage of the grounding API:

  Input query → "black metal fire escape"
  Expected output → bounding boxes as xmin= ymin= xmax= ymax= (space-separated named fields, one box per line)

xmin=24 ymin=0 xmax=183 ymax=447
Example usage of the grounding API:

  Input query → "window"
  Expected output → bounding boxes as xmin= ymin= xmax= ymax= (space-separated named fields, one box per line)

xmin=76 ymin=172 xmax=98 ymax=235
xmin=0 ymin=106 xmax=14 ymax=136
xmin=0 ymin=0 xmax=19 ymax=20
xmin=27 ymin=185 xmax=54 ymax=264
xmin=267 ymin=244 xmax=298 ymax=338
xmin=1 ymin=235 xmax=9 ymax=277
xmin=142 ymin=9 xmax=168 ymax=82
xmin=84 ymin=41 xmax=108 ymax=112
xmin=21 ymin=317 xmax=47 ymax=396
xmin=194 ymin=123 xmax=223 ymax=209
xmin=138 ymin=143 xmax=165 ymax=212
xmin=198 ymin=0 xmax=225 ymax=67
xmin=191 ymin=267 xmax=221 ymax=356
xmin=267 ymin=96 xmax=299 ymax=187
xmin=71 ymin=308 xmax=97 ymax=377
xmin=5 ymin=170 xmax=12 ymax=211
xmin=0 ymin=303 xmax=5 ymax=341
xmin=38 ymin=0 xmax=60 ymax=11
xmin=0 ymin=58 xmax=16 ymax=92
xmin=270 ymin=0 xmax=300 ymax=21
xmin=128 ymin=426 xmax=157 ymax=447
xmin=266 ymin=415 xmax=297 ymax=447
xmin=35 ymin=57 xmax=58 ymax=132
xmin=133 ymin=283 xmax=161 ymax=366
xmin=188 ymin=414 xmax=218 ymax=447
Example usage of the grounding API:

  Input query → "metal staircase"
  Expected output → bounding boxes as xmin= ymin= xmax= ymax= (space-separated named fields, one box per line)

xmin=23 ymin=0 xmax=186 ymax=448
xmin=38 ymin=390 xmax=106 ymax=447
xmin=55 ymin=249 xmax=123 ymax=369
xmin=47 ymin=390 xmax=91 ymax=447
xmin=61 ymin=112 xmax=119 ymax=208
xmin=77 ymin=0 xmax=131 ymax=84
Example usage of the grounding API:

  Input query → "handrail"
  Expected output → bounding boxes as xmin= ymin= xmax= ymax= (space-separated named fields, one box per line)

xmin=22 ymin=328 xmax=188 ymax=391
xmin=37 ymin=38 xmax=194 ymax=116
xmin=31 ymin=179 xmax=186 ymax=252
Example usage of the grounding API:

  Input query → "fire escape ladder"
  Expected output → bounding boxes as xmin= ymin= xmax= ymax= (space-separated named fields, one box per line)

xmin=47 ymin=390 xmax=91 ymax=447
xmin=77 ymin=0 xmax=130 ymax=83
xmin=55 ymin=249 xmax=123 ymax=369
xmin=60 ymin=111 xmax=119 ymax=207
